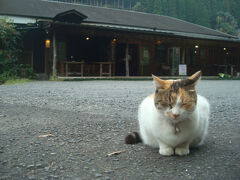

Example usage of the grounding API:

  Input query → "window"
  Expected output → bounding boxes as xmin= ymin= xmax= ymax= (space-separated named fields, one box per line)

xmin=155 ymin=44 xmax=166 ymax=63
xmin=140 ymin=46 xmax=150 ymax=66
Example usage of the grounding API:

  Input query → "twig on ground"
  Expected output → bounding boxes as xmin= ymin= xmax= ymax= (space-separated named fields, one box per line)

xmin=38 ymin=134 xmax=54 ymax=138
xmin=106 ymin=150 xmax=126 ymax=157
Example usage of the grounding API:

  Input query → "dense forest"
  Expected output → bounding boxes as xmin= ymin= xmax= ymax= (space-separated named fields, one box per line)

xmin=50 ymin=0 xmax=240 ymax=37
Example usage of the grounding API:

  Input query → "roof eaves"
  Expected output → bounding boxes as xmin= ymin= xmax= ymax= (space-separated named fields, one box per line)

xmin=0 ymin=13 xmax=53 ymax=22
xmin=81 ymin=22 xmax=174 ymax=35
xmin=81 ymin=22 xmax=240 ymax=43
xmin=170 ymin=31 xmax=240 ymax=42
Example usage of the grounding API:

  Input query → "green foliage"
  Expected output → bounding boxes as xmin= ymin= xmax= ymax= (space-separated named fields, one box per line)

xmin=216 ymin=11 xmax=240 ymax=36
xmin=3 ymin=78 xmax=34 ymax=85
xmin=0 ymin=18 xmax=35 ymax=84
xmin=135 ymin=0 xmax=240 ymax=36
xmin=50 ymin=74 xmax=59 ymax=81
xmin=132 ymin=2 xmax=146 ymax=12
xmin=218 ymin=73 xmax=232 ymax=79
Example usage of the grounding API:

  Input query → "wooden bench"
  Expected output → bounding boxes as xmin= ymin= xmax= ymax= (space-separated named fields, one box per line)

xmin=97 ymin=62 xmax=113 ymax=77
xmin=64 ymin=61 xmax=84 ymax=77
xmin=63 ymin=61 xmax=113 ymax=77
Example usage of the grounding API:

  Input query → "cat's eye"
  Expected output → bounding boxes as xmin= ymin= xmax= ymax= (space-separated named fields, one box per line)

xmin=181 ymin=102 xmax=189 ymax=106
xmin=158 ymin=102 xmax=167 ymax=107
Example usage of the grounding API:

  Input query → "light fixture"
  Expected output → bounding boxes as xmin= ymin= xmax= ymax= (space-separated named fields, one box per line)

xmin=112 ymin=38 xmax=117 ymax=46
xmin=86 ymin=37 xmax=90 ymax=40
xmin=194 ymin=50 xmax=197 ymax=54
xmin=156 ymin=40 xmax=162 ymax=44
xmin=45 ymin=39 xmax=51 ymax=48
xmin=195 ymin=45 xmax=199 ymax=48
xmin=223 ymin=48 xmax=227 ymax=51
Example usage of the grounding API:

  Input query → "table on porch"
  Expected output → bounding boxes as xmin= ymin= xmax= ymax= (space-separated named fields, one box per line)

xmin=63 ymin=61 xmax=113 ymax=77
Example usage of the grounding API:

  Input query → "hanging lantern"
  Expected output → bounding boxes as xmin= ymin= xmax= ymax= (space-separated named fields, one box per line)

xmin=45 ymin=39 xmax=51 ymax=48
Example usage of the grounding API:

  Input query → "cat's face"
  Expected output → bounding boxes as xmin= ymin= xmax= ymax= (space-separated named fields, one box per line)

xmin=153 ymin=71 xmax=201 ymax=123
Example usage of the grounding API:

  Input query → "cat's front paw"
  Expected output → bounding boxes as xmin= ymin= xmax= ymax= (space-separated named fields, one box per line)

xmin=175 ymin=147 xmax=190 ymax=156
xmin=159 ymin=147 xmax=174 ymax=156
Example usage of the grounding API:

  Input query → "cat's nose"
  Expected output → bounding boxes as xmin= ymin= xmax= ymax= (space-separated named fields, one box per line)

xmin=173 ymin=114 xmax=179 ymax=119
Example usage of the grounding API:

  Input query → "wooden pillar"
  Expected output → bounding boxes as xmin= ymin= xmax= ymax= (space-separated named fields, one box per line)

xmin=231 ymin=65 xmax=234 ymax=77
xmin=111 ymin=40 xmax=116 ymax=61
xmin=125 ymin=43 xmax=129 ymax=77
xmin=223 ymin=52 xmax=227 ymax=74
xmin=65 ymin=62 xmax=68 ymax=77
xmin=109 ymin=63 xmax=112 ymax=77
xmin=100 ymin=63 xmax=103 ymax=77
xmin=181 ymin=48 xmax=185 ymax=64
xmin=52 ymin=31 xmax=57 ymax=77
xmin=44 ymin=47 xmax=51 ymax=77
xmin=111 ymin=39 xmax=116 ymax=75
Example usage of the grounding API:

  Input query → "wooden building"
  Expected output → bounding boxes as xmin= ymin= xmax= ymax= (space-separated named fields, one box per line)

xmin=1 ymin=0 xmax=240 ymax=77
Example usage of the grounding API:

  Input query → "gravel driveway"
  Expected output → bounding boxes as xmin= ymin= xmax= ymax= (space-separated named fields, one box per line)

xmin=0 ymin=80 xmax=239 ymax=180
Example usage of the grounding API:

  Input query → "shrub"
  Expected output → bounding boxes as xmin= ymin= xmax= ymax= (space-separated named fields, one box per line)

xmin=0 ymin=18 xmax=35 ymax=84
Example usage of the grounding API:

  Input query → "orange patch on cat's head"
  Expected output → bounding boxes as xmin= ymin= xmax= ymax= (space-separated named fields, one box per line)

xmin=152 ymin=75 xmax=173 ymax=90
xmin=178 ymin=88 xmax=197 ymax=110
xmin=152 ymin=71 xmax=201 ymax=110
xmin=148 ymin=93 xmax=155 ymax=99
xmin=152 ymin=71 xmax=201 ymax=90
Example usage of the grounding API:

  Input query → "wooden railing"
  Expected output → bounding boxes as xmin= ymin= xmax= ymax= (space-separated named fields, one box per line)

xmin=62 ymin=61 xmax=113 ymax=77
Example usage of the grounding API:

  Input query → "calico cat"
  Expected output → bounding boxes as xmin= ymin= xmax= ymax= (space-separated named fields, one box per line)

xmin=125 ymin=71 xmax=210 ymax=156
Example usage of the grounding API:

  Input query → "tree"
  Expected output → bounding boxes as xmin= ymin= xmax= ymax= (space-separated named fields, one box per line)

xmin=0 ymin=18 xmax=35 ymax=83
xmin=0 ymin=18 xmax=21 ymax=81
xmin=167 ymin=0 xmax=177 ymax=18
xmin=152 ymin=0 xmax=163 ymax=15
xmin=176 ymin=0 xmax=187 ymax=20
xmin=195 ymin=1 xmax=211 ymax=27
xmin=132 ymin=2 xmax=146 ymax=12
xmin=216 ymin=11 xmax=240 ymax=36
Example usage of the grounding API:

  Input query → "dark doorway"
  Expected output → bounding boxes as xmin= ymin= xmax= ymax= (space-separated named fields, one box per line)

xmin=67 ymin=36 xmax=111 ymax=62
xmin=129 ymin=44 xmax=139 ymax=76
xmin=115 ymin=43 xmax=139 ymax=76
xmin=33 ymin=34 xmax=45 ymax=73
xmin=115 ymin=43 xmax=126 ymax=76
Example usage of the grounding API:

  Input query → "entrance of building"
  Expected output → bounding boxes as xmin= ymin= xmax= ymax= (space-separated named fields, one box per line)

xmin=115 ymin=43 xmax=139 ymax=76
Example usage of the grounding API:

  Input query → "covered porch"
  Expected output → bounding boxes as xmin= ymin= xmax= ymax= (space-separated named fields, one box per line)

xmin=41 ymin=23 xmax=240 ymax=77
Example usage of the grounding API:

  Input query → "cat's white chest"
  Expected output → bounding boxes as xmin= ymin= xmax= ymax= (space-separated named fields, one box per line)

xmin=138 ymin=96 xmax=196 ymax=147
xmin=152 ymin=115 xmax=192 ymax=144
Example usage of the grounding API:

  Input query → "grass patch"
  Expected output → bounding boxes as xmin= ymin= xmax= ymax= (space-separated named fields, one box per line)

xmin=3 ymin=78 xmax=34 ymax=85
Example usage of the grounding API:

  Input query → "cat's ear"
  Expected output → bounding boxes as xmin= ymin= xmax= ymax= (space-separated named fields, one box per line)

xmin=152 ymin=74 xmax=166 ymax=89
xmin=183 ymin=70 xmax=201 ymax=87
xmin=188 ymin=70 xmax=201 ymax=84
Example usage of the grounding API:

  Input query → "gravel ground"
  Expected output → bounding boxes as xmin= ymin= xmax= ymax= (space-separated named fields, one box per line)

xmin=0 ymin=80 xmax=239 ymax=180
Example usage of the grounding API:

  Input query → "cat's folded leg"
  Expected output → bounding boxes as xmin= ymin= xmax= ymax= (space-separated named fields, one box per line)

xmin=175 ymin=142 xmax=190 ymax=156
xmin=158 ymin=141 xmax=174 ymax=156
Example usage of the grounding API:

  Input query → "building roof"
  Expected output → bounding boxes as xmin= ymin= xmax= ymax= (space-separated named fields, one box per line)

xmin=0 ymin=0 xmax=240 ymax=42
